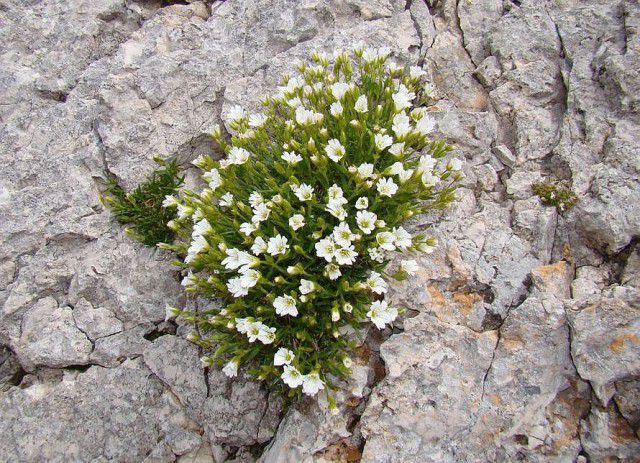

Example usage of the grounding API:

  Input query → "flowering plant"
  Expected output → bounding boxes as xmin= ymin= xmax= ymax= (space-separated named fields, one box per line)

xmin=162 ymin=47 xmax=463 ymax=404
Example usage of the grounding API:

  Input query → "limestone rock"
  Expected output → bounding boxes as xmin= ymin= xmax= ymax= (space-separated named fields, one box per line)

xmin=567 ymin=294 xmax=640 ymax=404
xmin=12 ymin=297 xmax=92 ymax=370
xmin=0 ymin=358 xmax=190 ymax=461
xmin=72 ymin=297 xmax=123 ymax=341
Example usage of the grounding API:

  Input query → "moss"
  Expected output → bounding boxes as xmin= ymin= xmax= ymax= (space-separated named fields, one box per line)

xmin=101 ymin=157 xmax=184 ymax=247
xmin=532 ymin=180 xmax=577 ymax=213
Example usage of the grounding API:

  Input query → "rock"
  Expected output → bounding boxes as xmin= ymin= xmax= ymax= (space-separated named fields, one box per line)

xmin=91 ymin=324 xmax=154 ymax=367
xmin=614 ymin=379 xmax=640 ymax=437
xmin=0 ymin=358 xmax=191 ymax=461
xmin=143 ymin=335 xmax=207 ymax=415
xmin=360 ymin=312 xmax=498 ymax=462
xmin=530 ymin=261 xmax=573 ymax=299
xmin=72 ymin=297 xmax=123 ymax=341
xmin=571 ymin=266 xmax=611 ymax=300
xmin=580 ymin=403 xmax=640 ymax=462
xmin=492 ymin=144 xmax=516 ymax=168
xmin=566 ymin=294 xmax=640 ymax=405
xmin=12 ymin=297 xmax=92 ymax=370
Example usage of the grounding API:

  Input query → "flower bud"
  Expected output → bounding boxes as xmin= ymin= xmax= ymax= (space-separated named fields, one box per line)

xmin=343 ymin=357 xmax=353 ymax=368
xmin=218 ymin=242 xmax=227 ymax=251
xmin=331 ymin=306 xmax=340 ymax=322
xmin=200 ymin=356 xmax=214 ymax=367
xmin=187 ymin=332 xmax=200 ymax=342
xmin=343 ymin=302 xmax=353 ymax=313
xmin=274 ymin=276 xmax=285 ymax=284
xmin=287 ymin=264 xmax=303 ymax=275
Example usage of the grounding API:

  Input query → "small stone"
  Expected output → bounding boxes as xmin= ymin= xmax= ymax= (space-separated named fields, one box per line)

xmin=13 ymin=297 xmax=92 ymax=370
xmin=72 ymin=298 xmax=123 ymax=341
xmin=492 ymin=144 xmax=516 ymax=168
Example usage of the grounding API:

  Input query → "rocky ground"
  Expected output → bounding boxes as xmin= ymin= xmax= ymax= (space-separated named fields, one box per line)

xmin=1 ymin=0 xmax=639 ymax=461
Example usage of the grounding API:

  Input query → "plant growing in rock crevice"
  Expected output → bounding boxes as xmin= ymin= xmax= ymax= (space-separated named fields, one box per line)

xmin=102 ymin=157 xmax=184 ymax=246
xmin=532 ymin=180 xmax=577 ymax=213
xmin=162 ymin=47 xmax=463 ymax=406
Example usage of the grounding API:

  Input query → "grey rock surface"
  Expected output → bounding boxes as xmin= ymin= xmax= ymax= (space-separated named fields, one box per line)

xmin=1 ymin=0 xmax=639 ymax=461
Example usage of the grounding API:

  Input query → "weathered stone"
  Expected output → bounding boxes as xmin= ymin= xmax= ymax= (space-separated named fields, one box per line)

xmin=12 ymin=297 xmax=92 ymax=370
xmin=0 ymin=359 xmax=190 ymax=461
xmin=614 ymin=378 xmax=640 ymax=437
xmin=580 ymin=403 xmax=640 ymax=462
xmin=567 ymin=294 xmax=640 ymax=405
xmin=72 ymin=297 xmax=123 ymax=341
xmin=143 ymin=335 xmax=207 ymax=415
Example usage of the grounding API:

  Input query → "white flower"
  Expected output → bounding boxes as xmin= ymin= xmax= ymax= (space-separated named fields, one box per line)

xmin=330 ymin=101 xmax=343 ymax=117
xmin=389 ymin=142 xmax=405 ymax=157
xmin=448 ymin=158 xmax=463 ymax=171
xmin=181 ymin=271 xmax=197 ymax=287
xmin=281 ymin=365 xmax=304 ymax=388
xmin=333 ymin=222 xmax=356 ymax=247
xmin=401 ymin=259 xmax=419 ymax=275
xmin=325 ymin=203 xmax=347 ymax=221
xmin=315 ymin=237 xmax=337 ymax=262
xmin=227 ymin=147 xmax=251 ymax=165
xmin=392 ymin=226 xmax=412 ymax=250
xmin=289 ymin=214 xmax=305 ymax=231
xmin=274 ymin=295 xmax=298 ymax=316
xmin=219 ymin=192 xmax=233 ymax=207
xmin=354 ymin=95 xmax=368 ymax=113
xmin=368 ymin=246 xmax=385 ymax=263
xmin=185 ymin=235 xmax=208 ymax=263
xmin=376 ymin=231 xmax=397 ymax=251
xmin=409 ymin=65 xmax=427 ymax=79
xmin=191 ymin=154 xmax=208 ymax=169
xmin=296 ymin=106 xmax=323 ymax=125
xmin=228 ymin=105 xmax=246 ymax=122
xmin=249 ymin=113 xmax=268 ymax=127
xmin=388 ymin=162 xmax=405 ymax=176
xmin=282 ymin=151 xmax=303 ymax=165
xmin=274 ymin=348 xmax=295 ymax=366
xmin=239 ymin=268 xmax=261 ymax=288
xmin=240 ymin=222 xmax=257 ymax=236
xmin=249 ymin=191 xmax=264 ymax=208
xmin=299 ymin=279 xmax=316 ymax=294
xmin=415 ymin=115 xmax=436 ymax=135
xmin=203 ymin=168 xmax=222 ymax=190
xmin=324 ymin=263 xmax=342 ymax=280
xmin=328 ymin=184 xmax=346 ymax=202
xmin=162 ymin=195 xmax=179 ymax=208
xmin=235 ymin=317 xmax=252 ymax=334
xmin=257 ymin=324 xmax=276 ymax=344
xmin=302 ymin=372 xmax=325 ymax=396
xmin=267 ymin=234 xmax=289 ymax=256
xmin=251 ymin=203 xmax=271 ymax=224
xmin=386 ymin=60 xmax=402 ymax=72
xmin=365 ymin=271 xmax=387 ymax=294
xmin=422 ymin=172 xmax=439 ymax=187
xmin=222 ymin=360 xmax=239 ymax=378
xmin=418 ymin=154 xmax=436 ymax=174
xmin=331 ymin=82 xmax=350 ymax=99
xmin=343 ymin=357 xmax=353 ymax=368
xmin=356 ymin=210 xmax=377 ymax=234
xmin=398 ymin=168 xmax=414 ymax=183
xmin=325 ymin=139 xmax=345 ymax=162
xmin=335 ymin=245 xmax=358 ymax=266
xmin=227 ymin=277 xmax=249 ymax=298
xmin=291 ymin=183 xmax=314 ymax=201
xmin=192 ymin=219 xmax=212 ymax=238
xmin=376 ymin=177 xmax=398 ymax=197
xmin=392 ymin=84 xmax=415 ymax=111
xmin=374 ymin=133 xmax=394 ymax=151
xmin=222 ymin=248 xmax=256 ymax=270
xmin=355 ymin=197 xmax=369 ymax=210
xmin=287 ymin=96 xmax=303 ymax=108
xmin=392 ymin=112 xmax=412 ymax=138
xmin=357 ymin=163 xmax=374 ymax=179
xmin=367 ymin=300 xmax=398 ymax=329
xmin=251 ymin=236 xmax=267 ymax=255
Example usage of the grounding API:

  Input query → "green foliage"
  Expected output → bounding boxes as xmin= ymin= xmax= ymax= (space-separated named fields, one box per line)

xmin=163 ymin=48 xmax=463 ymax=405
xmin=102 ymin=157 xmax=184 ymax=247
xmin=532 ymin=180 xmax=577 ymax=213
